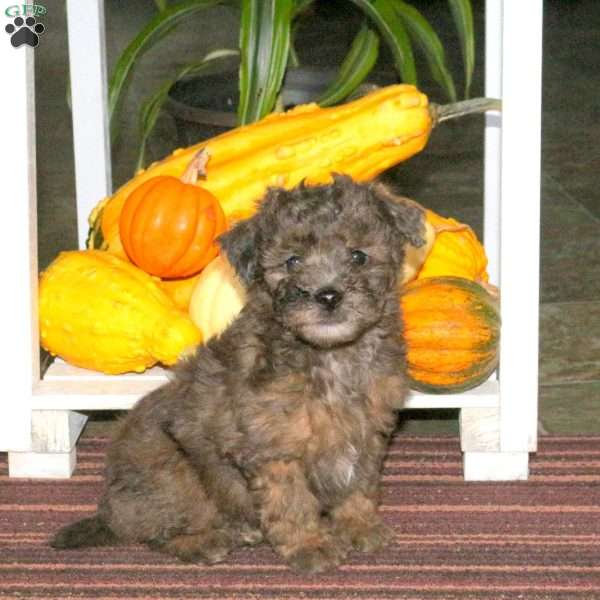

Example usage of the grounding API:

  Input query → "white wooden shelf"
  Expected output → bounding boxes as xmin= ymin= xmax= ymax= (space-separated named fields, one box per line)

xmin=2 ymin=0 xmax=543 ymax=482
xmin=34 ymin=360 xmax=500 ymax=411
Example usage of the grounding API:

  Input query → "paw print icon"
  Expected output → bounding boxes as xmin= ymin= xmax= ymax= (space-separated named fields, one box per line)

xmin=5 ymin=16 xmax=45 ymax=48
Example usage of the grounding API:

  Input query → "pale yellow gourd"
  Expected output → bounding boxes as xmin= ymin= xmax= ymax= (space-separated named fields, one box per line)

xmin=39 ymin=250 xmax=202 ymax=374
xmin=189 ymin=255 xmax=246 ymax=342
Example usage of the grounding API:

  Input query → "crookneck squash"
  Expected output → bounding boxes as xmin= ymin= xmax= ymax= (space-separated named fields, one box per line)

xmin=400 ymin=276 xmax=500 ymax=394
xmin=39 ymin=250 xmax=202 ymax=374
xmin=87 ymin=85 xmax=500 ymax=257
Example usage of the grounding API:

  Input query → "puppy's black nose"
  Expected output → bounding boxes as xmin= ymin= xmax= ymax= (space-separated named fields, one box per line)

xmin=315 ymin=287 xmax=343 ymax=311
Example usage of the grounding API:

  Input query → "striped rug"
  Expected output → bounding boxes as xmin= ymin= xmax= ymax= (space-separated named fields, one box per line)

xmin=1 ymin=434 xmax=600 ymax=599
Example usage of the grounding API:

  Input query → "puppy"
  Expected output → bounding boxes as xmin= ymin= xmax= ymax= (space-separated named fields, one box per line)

xmin=51 ymin=175 xmax=425 ymax=573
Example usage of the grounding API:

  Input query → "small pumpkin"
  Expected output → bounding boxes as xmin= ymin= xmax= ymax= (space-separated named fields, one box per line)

xmin=400 ymin=276 xmax=500 ymax=394
xmin=189 ymin=255 xmax=246 ymax=341
xmin=119 ymin=150 xmax=227 ymax=279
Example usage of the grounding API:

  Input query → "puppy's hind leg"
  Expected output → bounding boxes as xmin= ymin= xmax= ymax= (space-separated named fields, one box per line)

xmin=106 ymin=450 xmax=240 ymax=563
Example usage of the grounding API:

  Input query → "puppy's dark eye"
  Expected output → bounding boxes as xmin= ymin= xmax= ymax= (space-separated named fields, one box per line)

xmin=286 ymin=255 xmax=302 ymax=271
xmin=351 ymin=249 xmax=368 ymax=266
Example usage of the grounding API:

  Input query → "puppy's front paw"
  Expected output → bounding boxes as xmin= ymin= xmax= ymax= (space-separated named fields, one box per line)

xmin=150 ymin=529 xmax=234 ymax=564
xmin=335 ymin=518 xmax=394 ymax=553
xmin=285 ymin=535 xmax=347 ymax=573
xmin=352 ymin=520 xmax=394 ymax=553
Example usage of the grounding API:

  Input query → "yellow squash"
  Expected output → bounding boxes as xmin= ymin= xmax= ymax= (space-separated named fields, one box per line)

xmin=417 ymin=210 xmax=489 ymax=283
xmin=88 ymin=86 xmax=499 ymax=256
xmin=39 ymin=250 xmax=202 ymax=374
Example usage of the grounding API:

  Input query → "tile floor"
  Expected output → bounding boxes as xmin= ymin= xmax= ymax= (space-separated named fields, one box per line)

xmin=34 ymin=0 xmax=599 ymax=436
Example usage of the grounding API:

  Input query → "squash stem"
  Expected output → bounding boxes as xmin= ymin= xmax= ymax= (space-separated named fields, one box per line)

xmin=181 ymin=149 xmax=210 ymax=184
xmin=430 ymin=97 xmax=501 ymax=125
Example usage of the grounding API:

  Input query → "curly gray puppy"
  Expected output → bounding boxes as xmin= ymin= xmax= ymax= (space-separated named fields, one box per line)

xmin=51 ymin=175 xmax=425 ymax=573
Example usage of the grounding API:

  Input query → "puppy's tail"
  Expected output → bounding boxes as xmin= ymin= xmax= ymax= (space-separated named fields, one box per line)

xmin=50 ymin=515 xmax=118 ymax=549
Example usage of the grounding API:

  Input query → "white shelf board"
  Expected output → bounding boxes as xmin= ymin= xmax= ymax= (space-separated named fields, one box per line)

xmin=33 ymin=360 xmax=169 ymax=410
xmin=33 ymin=360 xmax=499 ymax=411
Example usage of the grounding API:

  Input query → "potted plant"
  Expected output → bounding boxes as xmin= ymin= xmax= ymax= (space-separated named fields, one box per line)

xmin=108 ymin=0 xmax=474 ymax=172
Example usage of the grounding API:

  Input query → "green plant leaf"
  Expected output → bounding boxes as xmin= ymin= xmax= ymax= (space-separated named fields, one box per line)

xmin=393 ymin=0 xmax=456 ymax=102
xmin=317 ymin=23 xmax=379 ymax=107
xmin=109 ymin=0 xmax=224 ymax=124
xmin=349 ymin=0 xmax=416 ymax=85
xmin=238 ymin=0 xmax=294 ymax=124
xmin=135 ymin=49 xmax=239 ymax=172
xmin=153 ymin=0 xmax=168 ymax=11
xmin=447 ymin=0 xmax=474 ymax=98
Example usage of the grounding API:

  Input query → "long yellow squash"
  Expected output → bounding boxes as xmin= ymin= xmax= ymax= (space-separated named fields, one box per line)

xmin=88 ymin=86 xmax=499 ymax=256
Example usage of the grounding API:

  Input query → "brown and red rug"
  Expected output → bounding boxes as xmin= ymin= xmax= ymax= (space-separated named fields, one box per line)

xmin=1 ymin=434 xmax=599 ymax=599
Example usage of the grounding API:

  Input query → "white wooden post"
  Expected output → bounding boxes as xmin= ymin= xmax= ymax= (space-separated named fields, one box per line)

xmin=497 ymin=0 xmax=541 ymax=456
xmin=0 ymin=17 xmax=36 ymax=456
xmin=3 ymin=1 xmax=111 ymax=477
xmin=66 ymin=0 xmax=112 ymax=249
xmin=462 ymin=0 xmax=542 ymax=480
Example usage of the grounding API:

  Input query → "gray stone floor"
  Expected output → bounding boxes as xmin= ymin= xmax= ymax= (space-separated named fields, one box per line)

xmin=35 ymin=0 xmax=599 ymax=436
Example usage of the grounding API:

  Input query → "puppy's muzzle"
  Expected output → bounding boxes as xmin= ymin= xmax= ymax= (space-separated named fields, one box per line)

xmin=314 ymin=287 xmax=344 ymax=312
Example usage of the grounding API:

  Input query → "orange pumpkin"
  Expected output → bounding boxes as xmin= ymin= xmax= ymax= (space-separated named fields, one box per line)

xmin=119 ymin=150 xmax=226 ymax=279
xmin=401 ymin=276 xmax=500 ymax=393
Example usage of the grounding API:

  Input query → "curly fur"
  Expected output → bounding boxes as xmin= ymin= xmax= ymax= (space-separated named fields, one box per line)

xmin=51 ymin=175 xmax=425 ymax=573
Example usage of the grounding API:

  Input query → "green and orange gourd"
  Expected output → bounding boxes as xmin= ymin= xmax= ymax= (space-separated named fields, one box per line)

xmin=400 ymin=276 xmax=500 ymax=393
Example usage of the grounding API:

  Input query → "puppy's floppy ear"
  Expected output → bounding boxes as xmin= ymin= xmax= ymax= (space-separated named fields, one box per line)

xmin=371 ymin=183 xmax=426 ymax=249
xmin=218 ymin=218 xmax=261 ymax=286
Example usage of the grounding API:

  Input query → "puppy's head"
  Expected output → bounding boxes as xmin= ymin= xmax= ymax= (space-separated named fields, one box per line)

xmin=219 ymin=175 xmax=425 ymax=349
